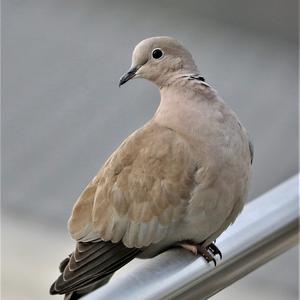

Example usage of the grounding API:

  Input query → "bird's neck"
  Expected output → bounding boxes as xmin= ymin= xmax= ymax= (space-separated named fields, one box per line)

xmin=153 ymin=77 xmax=219 ymax=139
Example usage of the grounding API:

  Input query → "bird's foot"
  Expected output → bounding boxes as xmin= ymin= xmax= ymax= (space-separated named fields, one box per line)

xmin=206 ymin=242 xmax=222 ymax=259
xmin=178 ymin=241 xmax=222 ymax=266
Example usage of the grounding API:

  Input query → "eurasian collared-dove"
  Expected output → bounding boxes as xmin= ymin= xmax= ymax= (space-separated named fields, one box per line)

xmin=50 ymin=36 xmax=253 ymax=299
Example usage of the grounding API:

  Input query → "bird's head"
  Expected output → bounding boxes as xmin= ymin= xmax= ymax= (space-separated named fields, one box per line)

xmin=119 ymin=36 xmax=199 ymax=88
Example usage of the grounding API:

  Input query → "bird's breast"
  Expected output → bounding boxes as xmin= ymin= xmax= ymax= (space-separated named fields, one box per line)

xmin=154 ymin=95 xmax=251 ymax=245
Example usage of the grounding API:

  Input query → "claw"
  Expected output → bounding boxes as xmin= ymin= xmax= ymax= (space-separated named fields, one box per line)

xmin=207 ymin=243 xmax=222 ymax=259
xmin=196 ymin=245 xmax=217 ymax=266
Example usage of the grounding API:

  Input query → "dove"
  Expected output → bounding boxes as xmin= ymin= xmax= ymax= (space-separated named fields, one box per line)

xmin=50 ymin=36 xmax=253 ymax=299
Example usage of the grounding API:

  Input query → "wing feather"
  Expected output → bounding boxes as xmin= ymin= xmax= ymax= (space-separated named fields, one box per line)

xmin=68 ymin=122 xmax=197 ymax=248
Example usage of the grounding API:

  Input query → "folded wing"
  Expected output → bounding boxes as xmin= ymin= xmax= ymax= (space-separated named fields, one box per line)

xmin=68 ymin=121 xmax=198 ymax=248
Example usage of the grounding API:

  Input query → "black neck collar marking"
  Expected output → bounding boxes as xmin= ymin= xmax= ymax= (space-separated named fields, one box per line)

xmin=188 ymin=74 xmax=205 ymax=82
xmin=180 ymin=74 xmax=211 ymax=88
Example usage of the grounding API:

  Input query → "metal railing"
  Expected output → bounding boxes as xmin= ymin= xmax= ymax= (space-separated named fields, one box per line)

xmin=84 ymin=174 xmax=299 ymax=300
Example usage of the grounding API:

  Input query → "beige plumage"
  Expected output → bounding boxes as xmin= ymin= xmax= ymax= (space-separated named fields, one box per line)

xmin=50 ymin=36 xmax=252 ymax=299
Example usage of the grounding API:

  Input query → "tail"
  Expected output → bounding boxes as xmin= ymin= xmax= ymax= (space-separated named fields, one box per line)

xmin=50 ymin=241 xmax=140 ymax=299
xmin=63 ymin=276 xmax=113 ymax=300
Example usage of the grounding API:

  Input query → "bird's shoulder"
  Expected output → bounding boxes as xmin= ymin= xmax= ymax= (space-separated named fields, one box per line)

xmin=97 ymin=120 xmax=194 ymax=180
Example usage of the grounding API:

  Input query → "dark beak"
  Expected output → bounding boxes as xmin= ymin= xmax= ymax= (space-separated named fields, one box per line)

xmin=119 ymin=66 xmax=139 ymax=87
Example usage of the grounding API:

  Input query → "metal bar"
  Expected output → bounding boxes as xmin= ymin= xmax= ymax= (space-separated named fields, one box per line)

xmin=84 ymin=174 xmax=299 ymax=300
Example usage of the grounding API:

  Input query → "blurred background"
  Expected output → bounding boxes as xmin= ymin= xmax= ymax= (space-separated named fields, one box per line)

xmin=2 ymin=0 xmax=298 ymax=299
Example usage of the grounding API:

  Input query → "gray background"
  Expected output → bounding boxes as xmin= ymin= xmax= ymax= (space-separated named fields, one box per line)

xmin=2 ymin=0 xmax=298 ymax=299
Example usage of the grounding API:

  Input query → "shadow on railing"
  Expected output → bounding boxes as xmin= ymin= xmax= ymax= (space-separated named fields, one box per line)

xmin=84 ymin=174 xmax=299 ymax=300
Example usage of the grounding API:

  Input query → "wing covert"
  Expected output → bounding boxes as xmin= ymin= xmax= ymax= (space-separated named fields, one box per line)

xmin=69 ymin=122 xmax=197 ymax=248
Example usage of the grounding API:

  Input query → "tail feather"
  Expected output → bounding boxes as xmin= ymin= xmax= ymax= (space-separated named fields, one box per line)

xmin=50 ymin=241 xmax=140 ymax=298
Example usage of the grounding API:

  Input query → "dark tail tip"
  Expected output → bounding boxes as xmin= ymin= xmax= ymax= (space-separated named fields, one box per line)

xmin=49 ymin=281 xmax=58 ymax=295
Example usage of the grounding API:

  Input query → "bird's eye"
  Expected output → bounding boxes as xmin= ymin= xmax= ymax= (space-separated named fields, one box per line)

xmin=152 ymin=48 xmax=164 ymax=60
